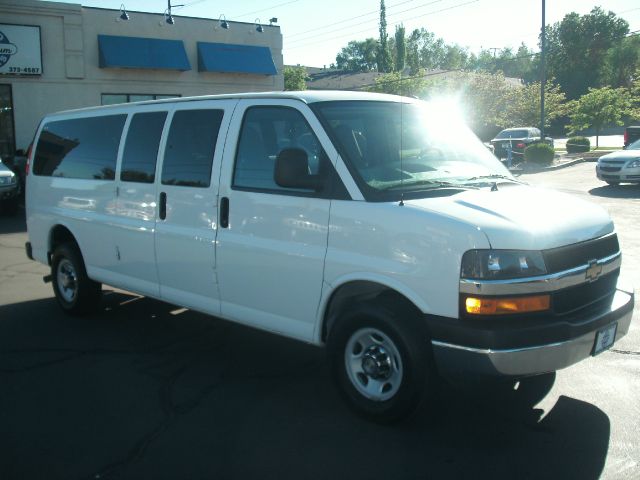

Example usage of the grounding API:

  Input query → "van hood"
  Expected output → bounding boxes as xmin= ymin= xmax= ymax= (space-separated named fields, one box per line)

xmin=405 ymin=184 xmax=613 ymax=250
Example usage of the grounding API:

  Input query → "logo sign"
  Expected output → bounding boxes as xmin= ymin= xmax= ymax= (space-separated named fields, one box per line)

xmin=585 ymin=259 xmax=603 ymax=282
xmin=0 ymin=24 xmax=42 ymax=75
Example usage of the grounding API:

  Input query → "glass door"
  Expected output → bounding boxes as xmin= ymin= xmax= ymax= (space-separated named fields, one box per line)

xmin=0 ymin=84 xmax=15 ymax=159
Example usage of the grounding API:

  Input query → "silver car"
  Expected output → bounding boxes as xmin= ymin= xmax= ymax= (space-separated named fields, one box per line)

xmin=596 ymin=139 xmax=640 ymax=185
xmin=0 ymin=156 xmax=20 ymax=214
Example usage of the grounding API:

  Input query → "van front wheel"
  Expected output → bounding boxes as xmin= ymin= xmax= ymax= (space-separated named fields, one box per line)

xmin=51 ymin=243 xmax=101 ymax=315
xmin=328 ymin=302 xmax=432 ymax=423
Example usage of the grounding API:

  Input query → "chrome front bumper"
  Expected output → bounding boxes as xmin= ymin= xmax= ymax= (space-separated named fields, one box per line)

xmin=432 ymin=287 xmax=634 ymax=377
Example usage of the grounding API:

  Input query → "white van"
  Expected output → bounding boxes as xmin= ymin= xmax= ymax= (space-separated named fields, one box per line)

xmin=26 ymin=91 xmax=634 ymax=422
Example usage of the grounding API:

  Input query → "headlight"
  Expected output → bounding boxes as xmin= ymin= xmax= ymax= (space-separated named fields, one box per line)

xmin=0 ymin=175 xmax=15 ymax=185
xmin=461 ymin=249 xmax=547 ymax=280
xmin=626 ymin=159 xmax=640 ymax=168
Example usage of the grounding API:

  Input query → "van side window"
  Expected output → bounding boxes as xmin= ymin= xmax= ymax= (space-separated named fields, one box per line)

xmin=121 ymin=111 xmax=167 ymax=183
xmin=33 ymin=115 xmax=126 ymax=179
xmin=233 ymin=107 xmax=326 ymax=193
xmin=161 ymin=109 xmax=224 ymax=188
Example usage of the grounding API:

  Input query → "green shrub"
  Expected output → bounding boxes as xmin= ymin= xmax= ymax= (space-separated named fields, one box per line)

xmin=566 ymin=136 xmax=590 ymax=153
xmin=524 ymin=143 xmax=555 ymax=165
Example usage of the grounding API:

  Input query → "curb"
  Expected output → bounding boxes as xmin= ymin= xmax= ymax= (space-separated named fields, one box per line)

xmin=509 ymin=157 xmax=591 ymax=174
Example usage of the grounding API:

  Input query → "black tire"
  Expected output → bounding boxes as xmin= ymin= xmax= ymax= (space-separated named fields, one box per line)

xmin=51 ymin=243 xmax=102 ymax=315
xmin=327 ymin=301 xmax=433 ymax=423
xmin=605 ymin=181 xmax=619 ymax=186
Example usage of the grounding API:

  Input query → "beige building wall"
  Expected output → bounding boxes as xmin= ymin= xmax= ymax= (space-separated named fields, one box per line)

xmin=0 ymin=0 xmax=284 ymax=151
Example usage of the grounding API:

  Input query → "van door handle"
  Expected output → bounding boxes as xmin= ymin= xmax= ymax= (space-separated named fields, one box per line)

xmin=159 ymin=192 xmax=167 ymax=220
xmin=220 ymin=197 xmax=229 ymax=228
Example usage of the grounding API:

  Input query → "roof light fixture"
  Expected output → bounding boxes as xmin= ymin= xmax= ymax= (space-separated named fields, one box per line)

xmin=254 ymin=18 xmax=264 ymax=33
xmin=269 ymin=17 xmax=278 ymax=26
xmin=162 ymin=1 xmax=183 ymax=26
xmin=117 ymin=3 xmax=129 ymax=21
xmin=219 ymin=14 xmax=230 ymax=30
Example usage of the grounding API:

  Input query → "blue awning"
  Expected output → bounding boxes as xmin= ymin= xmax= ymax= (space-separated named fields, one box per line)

xmin=197 ymin=42 xmax=277 ymax=75
xmin=98 ymin=35 xmax=191 ymax=71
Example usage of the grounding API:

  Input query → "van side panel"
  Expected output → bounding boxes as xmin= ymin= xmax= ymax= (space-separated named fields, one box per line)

xmin=27 ymin=112 xmax=128 ymax=282
xmin=318 ymin=200 xmax=490 ymax=342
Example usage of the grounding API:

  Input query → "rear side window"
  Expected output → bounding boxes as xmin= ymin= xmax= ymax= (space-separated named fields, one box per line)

xmin=161 ymin=109 xmax=224 ymax=188
xmin=121 ymin=111 xmax=167 ymax=183
xmin=33 ymin=115 xmax=127 ymax=179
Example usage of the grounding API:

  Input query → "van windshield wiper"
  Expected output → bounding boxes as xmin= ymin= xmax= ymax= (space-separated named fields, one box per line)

xmin=464 ymin=174 xmax=524 ymax=184
xmin=383 ymin=180 xmax=479 ymax=191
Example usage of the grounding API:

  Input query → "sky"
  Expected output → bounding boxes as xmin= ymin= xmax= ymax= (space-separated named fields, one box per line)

xmin=52 ymin=0 xmax=640 ymax=67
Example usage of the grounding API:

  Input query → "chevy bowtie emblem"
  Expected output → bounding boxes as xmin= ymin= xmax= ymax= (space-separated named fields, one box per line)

xmin=585 ymin=260 xmax=603 ymax=282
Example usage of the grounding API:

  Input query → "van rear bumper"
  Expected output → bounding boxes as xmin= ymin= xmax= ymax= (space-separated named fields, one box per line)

xmin=431 ymin=287 xmax=634 ymax=377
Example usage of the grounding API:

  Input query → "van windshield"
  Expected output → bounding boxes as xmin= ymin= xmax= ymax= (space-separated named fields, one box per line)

xmin=312 ymin=100 xmax=514 ymax=201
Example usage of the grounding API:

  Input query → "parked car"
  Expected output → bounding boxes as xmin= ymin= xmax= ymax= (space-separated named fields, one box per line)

xmin=25 ymin=92 xmax=633 ymax=422
xmin=0 ymin=156 xmax=20 ymax=214
xmin=490 ymin=127 xmax=554 ymax=159
xmin=624 ymin=125 xmax=640 ymax=148
xmin=596 ymin=138 xmax=640 ymax=185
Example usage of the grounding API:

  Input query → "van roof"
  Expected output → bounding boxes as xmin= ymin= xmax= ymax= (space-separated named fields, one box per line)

xmin=45 ymin=90 xmax=411 ymax=118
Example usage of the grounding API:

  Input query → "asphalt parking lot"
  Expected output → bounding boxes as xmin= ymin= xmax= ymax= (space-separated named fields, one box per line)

xmin=0 ymin=163 xmax=638 ymax=480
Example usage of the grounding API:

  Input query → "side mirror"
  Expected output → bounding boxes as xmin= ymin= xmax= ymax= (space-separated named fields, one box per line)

xmin=274 ymin=148 xmax=322 ymax=191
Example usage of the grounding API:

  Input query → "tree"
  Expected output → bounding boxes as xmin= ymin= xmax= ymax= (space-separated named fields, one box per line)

xmin=473 ymin=44 xmax=536 ymax=80
xmin=283 ymin=66 xmax=308 ymax=91
xmin=545 ymin=7 xmax=629 ymax=99
xmin=377 ymin=0 xmax=392 ymax=73
xmin=566 ymin=87 xmax=633 ymax=147
xmin=505 ymin=81 xmax=567 ymax=128
xmin=335 ymin=39 xmax=379 ymax=71
xmin=406 ymin=28 xmax=443 ymax=72
xmin=602 ymin=36 xmax=640 ymax=89
xmin=394 ymin=25 xmax=406 ymax=72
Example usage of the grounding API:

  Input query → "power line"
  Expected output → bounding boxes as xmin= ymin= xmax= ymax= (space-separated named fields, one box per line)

xmin=286 ymin=0 xmax=479 ymax=50
xmin=286 ymin=0 xmax=431 ymax=39
xmin=178 ymin=0 xmax=301 ymax=20
xmin=231 ymin=0 xmax=301 ymax=20
xmin=287 ymin=0 xmax=446 ymax=46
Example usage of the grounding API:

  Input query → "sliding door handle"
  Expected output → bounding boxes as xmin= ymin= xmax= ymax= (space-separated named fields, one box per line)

xmin=159 ymin=192 xmax=167 ymax=220
xmin=220 ymin=197 xmax=229 ymax=228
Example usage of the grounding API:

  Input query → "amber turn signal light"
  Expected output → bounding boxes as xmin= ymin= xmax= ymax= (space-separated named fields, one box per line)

xmin=465 ymin=295 xmax=550 ymax=315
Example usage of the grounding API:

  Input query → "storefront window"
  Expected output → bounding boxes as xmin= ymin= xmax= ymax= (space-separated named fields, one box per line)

xmin=0 ymin=84 xmax=15 ymax=159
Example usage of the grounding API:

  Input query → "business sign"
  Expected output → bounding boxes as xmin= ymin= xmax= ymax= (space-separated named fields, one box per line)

xmin=0 ymin=24 xmax=42 ymax=75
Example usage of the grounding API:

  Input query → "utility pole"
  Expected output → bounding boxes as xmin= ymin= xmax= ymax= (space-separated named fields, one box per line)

xmin=540 ymin=0 xmax=546 ymax=138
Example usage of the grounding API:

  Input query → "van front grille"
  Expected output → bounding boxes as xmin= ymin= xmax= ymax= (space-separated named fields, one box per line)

xmin=543 ymin=234 xmax=619 ymax=274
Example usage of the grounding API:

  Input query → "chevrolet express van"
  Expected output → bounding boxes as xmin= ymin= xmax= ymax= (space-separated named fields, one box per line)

xmin=26 ymin=91 xmax=634 ymax=421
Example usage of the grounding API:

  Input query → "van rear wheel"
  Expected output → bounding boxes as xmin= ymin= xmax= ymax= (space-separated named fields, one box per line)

xmin=327 ymin=301 xmax=433 ymax=423
xmin=51 ymin=243 xmax=101 ymax=315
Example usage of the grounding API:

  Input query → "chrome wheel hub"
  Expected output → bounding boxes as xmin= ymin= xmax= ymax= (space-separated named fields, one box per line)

xmin=57 ymin=259 xmax=78 ymax=303
xmin=361 ymin=345 xmax=392 ymax=380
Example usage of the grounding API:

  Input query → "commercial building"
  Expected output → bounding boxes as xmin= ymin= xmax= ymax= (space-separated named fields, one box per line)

xmin=0 ymin=0 xmax=283 ymax=161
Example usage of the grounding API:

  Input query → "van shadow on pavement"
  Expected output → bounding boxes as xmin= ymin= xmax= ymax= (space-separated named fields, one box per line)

xmin=0 ymin=205 xmax=26 ymax=235
xmin=0 ymin=291 xmax=610 ymax=480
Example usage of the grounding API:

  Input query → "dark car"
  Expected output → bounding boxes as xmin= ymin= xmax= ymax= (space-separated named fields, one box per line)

xmin=624 ymin=126 xmax=640 ymax=148
xmin=0 ymin=156 xmax=20 ymax=214
xmin=491 ymin=127 xmax=554 ymax=159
